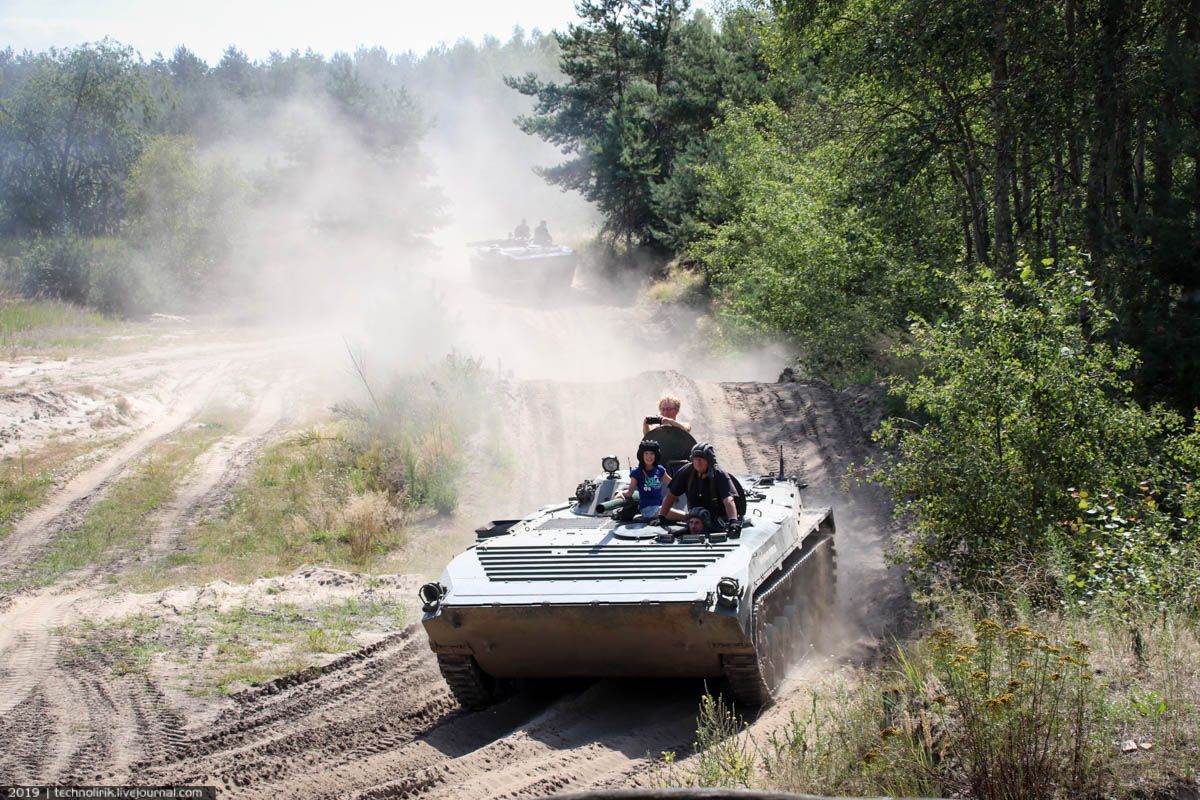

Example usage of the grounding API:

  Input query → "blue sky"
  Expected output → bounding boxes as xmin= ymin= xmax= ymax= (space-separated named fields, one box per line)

xmin=0 ymin=0 xmax=587 ymax=63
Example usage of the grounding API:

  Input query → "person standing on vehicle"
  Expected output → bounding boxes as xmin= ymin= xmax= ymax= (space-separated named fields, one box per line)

xmin=653 ymin=442 xmax=740 ymax=534
xmin=533 ymin=219 xmax=553 ymax=245
xmin=616 ymin=439 xmax=669 ymax=519
xmin=513 ymin=219 xmax=531 ymax=240
xmin=642 ymin=394 xmax=691 ymax=437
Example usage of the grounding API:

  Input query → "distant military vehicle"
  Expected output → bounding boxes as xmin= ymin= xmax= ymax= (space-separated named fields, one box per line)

xmin=467 ymin=237 xmax=577 ymax=292
xmin=418 ymin=426 xmax=836 ymax=709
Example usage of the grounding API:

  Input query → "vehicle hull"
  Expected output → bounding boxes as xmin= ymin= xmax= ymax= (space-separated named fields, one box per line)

xmin=418 ymin=451 xmax=837 ymax=708
xmin=423 ymin=600 xmax=749 ymax=679
xmin=469 ymin=246 xmax=576 ymax=290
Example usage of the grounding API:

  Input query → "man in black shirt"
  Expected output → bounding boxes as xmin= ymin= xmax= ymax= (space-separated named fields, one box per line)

xmin=653 ymin=442 xmax=739 ymax=531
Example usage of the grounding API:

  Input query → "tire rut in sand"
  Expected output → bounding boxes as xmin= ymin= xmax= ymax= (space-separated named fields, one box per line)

xmin=0 ymin=633 xmax=189 ymax=784
xmin=0 ymin=365 xmax=295 ymax=784
xmin=134 ymin=642 xmax=702 ymax=800
xmin=0 ymin=369 xmax=227 ymax=578
xmin=134 ymin=629 xmax=461 ymax=795
xmin=146 ymin=376 xmax=293 ymax=559
xmin=345 ymin=680 xmax=699 ymax=800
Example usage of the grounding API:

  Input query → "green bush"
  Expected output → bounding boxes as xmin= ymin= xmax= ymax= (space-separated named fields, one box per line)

xmin=870 ymin=255 xmax=1187 ymax=600
xmin=14 ymin=236 xmax=91 ymax=303
xmin=1065 ymin=420 xmax=1200 ymax=620
xmin=343 ymin=353 xmax=489 ymax=516
xmin=86 ymin=238 xmax=156 ymax=315
xmin=7 ymin=236 xmax=156 ymax=316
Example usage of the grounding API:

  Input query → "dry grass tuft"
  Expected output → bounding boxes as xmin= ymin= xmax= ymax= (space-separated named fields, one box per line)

xmin=342 ymin=490 xmax=400 ymax=562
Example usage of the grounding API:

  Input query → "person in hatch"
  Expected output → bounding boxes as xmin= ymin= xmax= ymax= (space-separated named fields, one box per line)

xmin=616 ymin=439 xmax=669 ymax=520
xmin=652 ymin=441 xmax=741 ymax=536
xmin=642 ymin=394 xmax=691 ymax=437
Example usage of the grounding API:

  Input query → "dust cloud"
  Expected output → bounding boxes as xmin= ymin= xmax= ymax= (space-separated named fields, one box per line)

xmin=133 ymin=42 xmax=793 ymax=388
xmin=126 ymin=38 xmax=819 ymax=495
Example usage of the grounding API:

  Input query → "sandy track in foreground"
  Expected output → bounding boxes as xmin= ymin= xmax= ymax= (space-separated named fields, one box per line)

xmin=0 ymin=304 xmax=907 ymax=796
xmin=0 ymin=339 xmax=304 ymax=782
xmin=68 ymin=374 xmax=899 ymax=798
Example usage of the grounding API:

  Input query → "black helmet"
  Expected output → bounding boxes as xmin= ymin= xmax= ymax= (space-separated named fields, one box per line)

xmin=687 ymin=507 xmax=713 ymax=531
xmin=636 ymin=439 xmax=661 ymax=465
xmin=689 ymin=441 xmax=716 ymax=463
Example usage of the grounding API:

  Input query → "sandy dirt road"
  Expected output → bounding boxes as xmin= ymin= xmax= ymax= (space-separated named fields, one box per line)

xmin=0 ymin=332 xmax=312 ymax=782
xmin=0 ymin=296 xmax=908 ymax=796
xmin=138 ymin=378 xmax=901 ymax=798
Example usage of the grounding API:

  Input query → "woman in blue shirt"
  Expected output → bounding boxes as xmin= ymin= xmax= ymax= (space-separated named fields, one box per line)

xmin=618 ymin=439 xmax=669 ymax=519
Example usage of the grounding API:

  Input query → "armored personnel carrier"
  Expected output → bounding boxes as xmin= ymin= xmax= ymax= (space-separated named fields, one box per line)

xmin=468 ymin=238 xmax=577 ymax=292
xmin=418 ymin=426 xmax=836 ymax=709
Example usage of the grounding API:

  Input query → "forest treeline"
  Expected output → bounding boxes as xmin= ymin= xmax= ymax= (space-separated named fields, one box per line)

xmin=0 ymin=32 xmax=560 ymax=312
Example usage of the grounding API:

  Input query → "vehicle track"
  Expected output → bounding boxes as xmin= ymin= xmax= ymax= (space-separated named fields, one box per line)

xmin=0 ymin=591 xmax=191 ymax=784
xmin=0 ymin=369 xmax=227 ymax=577
xmin=146 ymin=375 xmax=292 ymax=558
xmin=129 ymin=629 xmax=461 ymax=795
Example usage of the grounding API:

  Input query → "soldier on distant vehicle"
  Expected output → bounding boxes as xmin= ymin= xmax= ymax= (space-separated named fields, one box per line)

xmin=513 ymin=219 xmax=531 ymax=240
xmin=533 ymin=219 xmax=553 ymax=246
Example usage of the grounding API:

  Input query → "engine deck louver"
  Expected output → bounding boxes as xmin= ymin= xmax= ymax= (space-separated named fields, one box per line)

xmin=476 ymin=542 xmax=740 ymax=582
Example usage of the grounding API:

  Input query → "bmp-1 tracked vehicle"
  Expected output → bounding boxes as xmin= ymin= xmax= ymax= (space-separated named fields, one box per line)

xmin=418 ymin=427 xmax=836 ymax=709
xmin=468 ymin=238 xmax=577 ymax=292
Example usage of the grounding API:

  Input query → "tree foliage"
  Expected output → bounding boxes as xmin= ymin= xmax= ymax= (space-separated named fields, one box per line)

xmin=691 ymin=103 xmax=928 ymax=378
xmin=123 ymin=135 xmax=244 ymax=299
xmin=508 ymin=1 xmax=787 ymax=250
xmin=772 ymin=0 xmax=1200 ymax=408
xmin=0 ymin=41 xmax=152 ymax=235
xmin=870 ymin=256 xmax=1195 ymax=605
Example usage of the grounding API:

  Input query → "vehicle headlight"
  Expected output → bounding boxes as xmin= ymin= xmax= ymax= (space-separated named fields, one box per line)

xmin=601 ymin=455 xmax=620 ymax=474
xmin=716 ymin=577 xmax=741 ymax=609
xmin=419 ymin=582 xmax=446 ymax=612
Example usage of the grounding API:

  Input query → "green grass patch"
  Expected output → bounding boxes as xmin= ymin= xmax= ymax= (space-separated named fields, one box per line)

xmin=0 ymin=463 xmax=55 ymax=540
xmin=60 ymin=596 xmax=407 ymax=695
xmin=0 ymin=295 xmax=124 ymax=354
xmin=124 ymin=425 xmax=407 ymax=589
xmin=3 ymin=420 xmax=229 ymax=590
xmin=128 ymin=355 xmax=497 ymax=589
xmin=61 ymin=614 xmax=167 ymax=676
xmin=184 ymin=598 xmax=405 ymax=695
xmin=0 ymin=296 xmax=116 ymax=336
xmin=0 ymin=439 xmax=118 ymax=541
